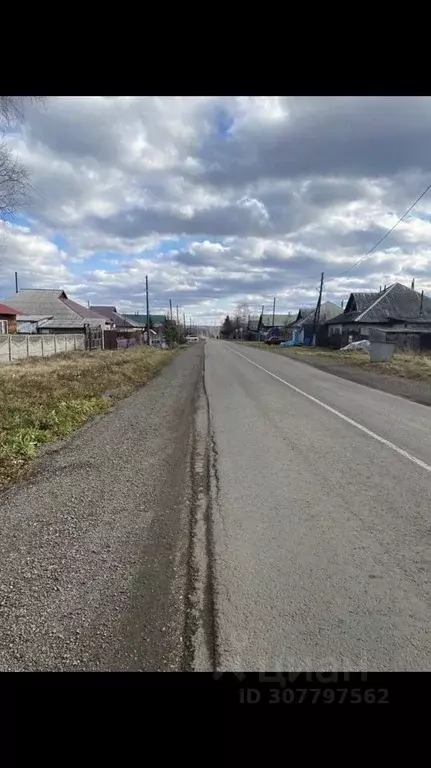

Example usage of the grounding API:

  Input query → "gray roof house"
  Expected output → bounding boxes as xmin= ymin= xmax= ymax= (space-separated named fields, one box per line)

xmin=297 ymin=301 xmax=342 ymax=328
xmin=284 ymin=301 xmax=342 ymax=344
xmin=294 ymin=307 xmax=314 ymax=323
xmin=326 ymin=283 xmax=431 ymax=329
xmin=258 ymin=313 xmax=295 ymax=332
xmin=2 ymin=289 xmax=108 ymax=333
xmin=122 ymin=313 xmax=166 ymax=328
xmin=90 ymin=306 xmax=136 ymax=328
xmin=323 ymin=284 xmax=431 ymax=350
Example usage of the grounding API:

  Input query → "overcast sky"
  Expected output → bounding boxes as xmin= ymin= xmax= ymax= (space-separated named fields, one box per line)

xmin=1 ymin=96 xmax=431 ymax=323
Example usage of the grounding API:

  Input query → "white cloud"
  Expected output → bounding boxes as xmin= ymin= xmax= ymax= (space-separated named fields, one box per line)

xmin=0 ymin=221 xmax=72 ymax=293
xmin=1 ymin=96 xmax=431 ymax=322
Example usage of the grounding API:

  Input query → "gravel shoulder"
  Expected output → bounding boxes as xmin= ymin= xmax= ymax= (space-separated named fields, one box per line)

xmin=0 ymin=343 xmax=204 ymax=671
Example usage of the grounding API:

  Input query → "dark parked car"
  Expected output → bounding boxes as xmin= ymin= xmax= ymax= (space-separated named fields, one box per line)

xmin=265 ymin=336 xmax=282 ymax=345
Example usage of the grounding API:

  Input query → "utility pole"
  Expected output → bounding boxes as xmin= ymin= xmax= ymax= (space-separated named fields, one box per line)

xmin=176 ymin=305 xmax=179 ymax=325
xmin=313 ymin=272 xmax=324 ymax=345
xmin=419 ymin=290 xmax=424 ymax=317
xmin=259 ymin=304 xmax=264 ymax=342
xmin=169 ymin=298 xmax=173 ymax=321
xmin=183 ymin=312 xmax=186 ymax=333
xmin=272 ymin=297 xmax=276 ymax=329
xmin=15 ymin=271 xmax=18 ymax=293
xmin=145 ymin=275 xmax=151 ymax=345
xmin=411 ymin=278 xmax=415 ymax=290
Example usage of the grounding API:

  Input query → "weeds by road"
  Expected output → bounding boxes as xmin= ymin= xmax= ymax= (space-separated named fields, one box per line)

xmin=241 ymin=342 xmax=431 ymax=382
xmin=0 ymin=346 xmax=176 ymax=490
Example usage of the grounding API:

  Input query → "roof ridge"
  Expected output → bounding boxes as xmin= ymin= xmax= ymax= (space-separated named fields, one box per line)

xmin=356 ymin=283 xmax=397 ymax=322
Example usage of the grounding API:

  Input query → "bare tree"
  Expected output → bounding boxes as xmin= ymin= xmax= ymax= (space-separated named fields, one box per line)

xmin=0 ymin=143 xmax=31 ymax=218
xmin=233 ymin=302 xmax=250 ymax=330
xmin=0 ymin=96 xmax=46 ymax=220
xmin=0 ymin=96 xmax=45 ymax=130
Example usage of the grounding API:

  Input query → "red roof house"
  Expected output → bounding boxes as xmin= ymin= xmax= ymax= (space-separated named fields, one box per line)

xmin=0 ymin=302 xmax=20 ymax=334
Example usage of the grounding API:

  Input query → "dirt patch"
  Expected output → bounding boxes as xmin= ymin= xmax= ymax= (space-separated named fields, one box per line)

xmin=241 ymin=343 xmax=431 ymax=406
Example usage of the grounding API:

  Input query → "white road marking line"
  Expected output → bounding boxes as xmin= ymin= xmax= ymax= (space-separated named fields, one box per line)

xmin=227 ymin=346 xmax=431 ymax=474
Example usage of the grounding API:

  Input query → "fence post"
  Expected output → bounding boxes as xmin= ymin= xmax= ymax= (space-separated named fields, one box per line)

xmin=27 ymin=335 xmax=29 ymax=358
xmin=41 ymin=336 xmax=44 ymax=357
xmin=65 ymin=335 xmax=68 ymax=353
xmin=74 ymin=335 xmax=77 ymax=351
xmin=101 ymin=326 xmax=104 ymax=350
xmin=8 ymin=335 xmax=12 ymax=362
xmin=54 ymin=335 xmax=57 ymax=355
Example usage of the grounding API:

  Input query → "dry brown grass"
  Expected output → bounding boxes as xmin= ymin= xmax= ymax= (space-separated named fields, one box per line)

xmin=0 ymin=346 xmax=176 ymax=490
xmin=241 ymin=342 xmax=431 ymax=381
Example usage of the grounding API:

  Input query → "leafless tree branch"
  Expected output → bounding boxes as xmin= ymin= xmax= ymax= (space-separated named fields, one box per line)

xmin=0 ymin=96 xmax=46 ymax=220
xmin=0 ymin=140 xmax=31 ymax=218
xmin=0 ymin=96 xmax=46 ymax=132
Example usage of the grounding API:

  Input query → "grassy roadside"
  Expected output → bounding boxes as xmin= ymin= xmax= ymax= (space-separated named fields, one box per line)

xmin=240 ymin=342 xmax=431 ymax=382
xmin=0 ymin=346 xmax=177 ymax=491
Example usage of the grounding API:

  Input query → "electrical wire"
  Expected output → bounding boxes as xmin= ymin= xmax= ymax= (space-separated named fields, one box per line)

xmin=329 ymin=180 xmax=431 ymax=281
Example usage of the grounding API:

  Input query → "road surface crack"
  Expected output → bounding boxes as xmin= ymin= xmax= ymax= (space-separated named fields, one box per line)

xmin=183 ymin=346 xmax=219 ymax=671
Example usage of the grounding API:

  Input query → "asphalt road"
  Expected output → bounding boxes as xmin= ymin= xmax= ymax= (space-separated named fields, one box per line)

xmin=1 ymin=339 xmax=429 ymax=672
xmin=204 ymin=341 xmax=431 ymax=671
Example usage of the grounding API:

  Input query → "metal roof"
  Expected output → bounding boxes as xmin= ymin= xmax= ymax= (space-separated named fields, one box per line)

xmin=261 ymin=313 xmax=295 ymax=327
xmin=90 ymin=306 xmax=136 ymax=327
xmin=122 ymin=313 xmax=166 ymax=326
xmin=91 ymin=305 xmax=117 ymax=313
xmin=2 ymin=289 xmax=107 ymax=329
xmin=297 ymin=302 xmax=342 ymax=327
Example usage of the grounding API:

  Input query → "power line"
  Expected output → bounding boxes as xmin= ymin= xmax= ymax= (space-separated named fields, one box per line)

xmin=330 ymin=181 xmax=431 ymax=281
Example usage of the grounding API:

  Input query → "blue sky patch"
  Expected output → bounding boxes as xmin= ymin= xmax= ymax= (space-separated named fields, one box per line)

xmin=213 ymin=107 xmax=234 ymax=138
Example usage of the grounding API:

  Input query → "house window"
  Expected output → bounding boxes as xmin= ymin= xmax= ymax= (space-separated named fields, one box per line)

xmin=0 ymin=319 xmax=8 ymax=334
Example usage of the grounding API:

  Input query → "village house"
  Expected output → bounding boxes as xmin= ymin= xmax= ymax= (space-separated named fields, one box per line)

xmin=89 ymin=306 xmax=137 ymax=329
xmin=257 ymin=313 xmax=296 ymax=339
xmin=1 ymin=289 xmax=108 ymax=335
xmin=122 ymin=313 xmax=166 ymax=334
xmin=287 ymin=302 xmax=342 ymax=344
xmin=0 ymin=302 xmax=20 ymax=334
xmin=324 ymin=283 xmax=431 ymax=350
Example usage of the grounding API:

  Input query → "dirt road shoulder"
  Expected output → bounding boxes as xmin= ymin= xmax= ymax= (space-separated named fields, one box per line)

xmin=0 ymin=343 xmax=204 ymax=671
xmin=238 ymin=343 xmax=431 ymax=406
